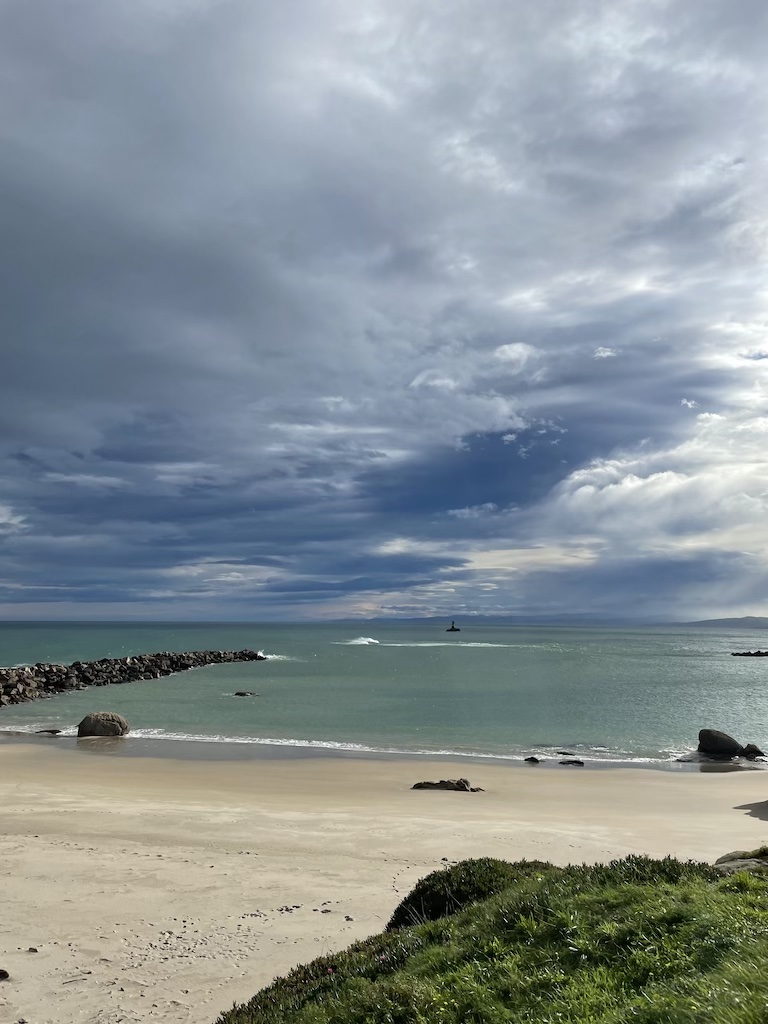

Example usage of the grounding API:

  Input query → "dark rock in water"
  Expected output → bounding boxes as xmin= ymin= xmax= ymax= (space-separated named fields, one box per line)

xmin=234 ymin=691 xmax=256 ymax=697
xmin=412 ymin=778 xmax=484 ymax=792
xmin=524 ymin=756 xmax=540 ymax=764
xmin=731 ymin=650 xmax=768 ymax=656
xmin=35 ymin=728 xmax=62 ymax=735
xmin=557 ymin=751 xmax=575 ymax=756
xmin=741 ymin=743 xmax=765 ymax=760
xmin=559 ymin=759 xmax=584 ymax=766
xmin=77 ymin=712 xmax=130 ymax=737
xmin=697 ymin=729 xmax=743 ymax=759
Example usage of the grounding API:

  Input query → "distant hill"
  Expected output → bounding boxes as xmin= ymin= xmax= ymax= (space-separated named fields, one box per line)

xmin=679 ymin=616 xmax=768 ymax=628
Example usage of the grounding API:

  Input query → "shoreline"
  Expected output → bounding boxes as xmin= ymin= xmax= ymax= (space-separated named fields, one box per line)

xmin=0 ymin=727 xmax=758 ymax=772
xmin=3 ymin=743 xmax=768 ymax=1024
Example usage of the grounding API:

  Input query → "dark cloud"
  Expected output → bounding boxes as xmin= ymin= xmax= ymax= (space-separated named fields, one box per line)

xmin=0 ymin=0 xmax=766 ymax=619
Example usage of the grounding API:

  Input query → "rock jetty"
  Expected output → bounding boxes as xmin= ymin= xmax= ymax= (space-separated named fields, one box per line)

xmin=0 ymin=649 xmax=266 ymax=709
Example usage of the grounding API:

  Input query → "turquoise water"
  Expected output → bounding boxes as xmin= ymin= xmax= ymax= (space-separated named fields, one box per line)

xmin=2 ymin=622 xmax=768 ymax=764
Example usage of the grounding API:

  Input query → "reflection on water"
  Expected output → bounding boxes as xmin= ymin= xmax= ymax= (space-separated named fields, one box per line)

xmin=75 ymin=736 xmax=130 ymax=756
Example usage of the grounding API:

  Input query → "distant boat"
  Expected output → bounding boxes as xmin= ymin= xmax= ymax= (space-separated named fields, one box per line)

xmin=446 ymin=620 xmax=461 ymax=632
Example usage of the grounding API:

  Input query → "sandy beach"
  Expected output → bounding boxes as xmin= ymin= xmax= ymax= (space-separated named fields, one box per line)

xmin=2 ymin=742 xmax=768 ymax=1024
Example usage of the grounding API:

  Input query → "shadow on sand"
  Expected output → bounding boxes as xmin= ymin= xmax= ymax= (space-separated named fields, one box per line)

xmin=734 ymin=800 xmax=768 ymax=821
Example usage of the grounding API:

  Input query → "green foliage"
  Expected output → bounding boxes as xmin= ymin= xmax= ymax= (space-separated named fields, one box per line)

xmin=386 ymin=856 xmax=548 ymax=931
xmin=216 ymin=855 xmax=768 ymax=1024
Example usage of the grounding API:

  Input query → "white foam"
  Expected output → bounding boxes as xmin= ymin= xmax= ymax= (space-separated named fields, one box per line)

xmin=377 ymin=641 xmax=526 ymax=648
xmin=333 ymin=637 xmax=381 ymax=645
xmin=79 ymin=729 xmax=718 ymax=766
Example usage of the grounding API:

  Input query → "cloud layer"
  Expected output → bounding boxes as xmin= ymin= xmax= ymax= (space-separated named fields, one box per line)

xmin=0 ymin=0 xmax=766 ymax=619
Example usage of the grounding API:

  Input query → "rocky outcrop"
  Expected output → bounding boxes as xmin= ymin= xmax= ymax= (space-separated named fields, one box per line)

xmin=697 ymin=729 xmax=765 ymax=760
xmin=77 ymin=712 xmax=130 ymax=737
xmin=412 ymin=778 xmax=484 ymax=792
xmin=0 ymin=650 xmax=266 ymax=710
xmin=714 ymin=848 xmax=768 ymax=876
xmin=731 ymin=651 xmax=768 ymax=656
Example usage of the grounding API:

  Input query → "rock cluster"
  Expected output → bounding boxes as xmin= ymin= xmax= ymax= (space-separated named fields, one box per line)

xmin=0 ymin=649 xmax=266 ymax=709
xmin=412 ymin=778 xmax=484 ymax=792
xmin=731 ymin=650 xmax=768 ymax=657
xmin=697 ymin=728 xmax=765 ymax=760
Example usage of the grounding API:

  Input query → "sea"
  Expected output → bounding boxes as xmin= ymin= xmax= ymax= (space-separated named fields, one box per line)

xmin=1 ymin=621 xmax=768 ymax=768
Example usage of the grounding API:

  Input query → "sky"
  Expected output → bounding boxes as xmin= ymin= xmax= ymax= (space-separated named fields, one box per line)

xmin=0 ymin=0 xmax=767 ymax=622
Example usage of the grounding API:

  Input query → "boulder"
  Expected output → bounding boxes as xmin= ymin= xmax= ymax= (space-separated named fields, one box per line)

xmin=412 ymin=778 xmax=484 ymax=792
xmin=77 ymin=712 xmax=130 ymax=738
xmin=234 ymin=691 xmax=256 ymax=697
xmin=714 ymin=848 xmax=768 ymax=876
xmin=741 ymin=743 xmax=765 ymax=760
xmin=524 ymin=756 xmax=540 ymax=764
xmin=697 ymin=729 xmax=743 ymax=759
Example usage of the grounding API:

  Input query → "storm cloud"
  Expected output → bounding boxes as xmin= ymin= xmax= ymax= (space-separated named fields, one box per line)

xmin=0 ymin=0 xmax=766 ymax=619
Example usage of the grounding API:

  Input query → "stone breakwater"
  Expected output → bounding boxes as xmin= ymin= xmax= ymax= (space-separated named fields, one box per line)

xmin=0 ymin=649 xmax=266 ymax=708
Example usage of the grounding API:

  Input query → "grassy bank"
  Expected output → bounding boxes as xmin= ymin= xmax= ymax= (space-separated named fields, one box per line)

xmin=218 ymin=854 xmax=768 ymax=1024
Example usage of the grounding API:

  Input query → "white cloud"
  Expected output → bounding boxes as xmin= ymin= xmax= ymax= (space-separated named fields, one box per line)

xmin=0 ymin=504 xmax=27 ymax=534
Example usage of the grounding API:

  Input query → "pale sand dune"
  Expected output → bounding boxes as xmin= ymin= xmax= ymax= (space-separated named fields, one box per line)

xmin=2 ymin=743 xmax=767 ymax=1024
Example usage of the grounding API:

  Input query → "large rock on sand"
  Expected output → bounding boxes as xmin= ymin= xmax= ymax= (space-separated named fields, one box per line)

xmin=77 ymin=711 xmax=130 ymax=737
xmin=697 ymin=729 xmax=743 ymax=758
xmin=412 ymin=778 xmax=484 ymax=792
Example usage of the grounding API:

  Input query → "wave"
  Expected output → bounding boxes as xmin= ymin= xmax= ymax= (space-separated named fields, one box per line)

xmin=335 ymin=638 xmax=536 ymax=647
xmin=333 ymin=640 xmax=535 ymax=649
xmin=377 ymin=641 xmax=532 ymax=649
xmin=1 ymin=723 xmax=733 ymax=767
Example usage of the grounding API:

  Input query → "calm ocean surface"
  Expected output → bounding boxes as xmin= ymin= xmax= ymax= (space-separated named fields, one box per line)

xmin=1 ymin=621 xmax=768 ymax=765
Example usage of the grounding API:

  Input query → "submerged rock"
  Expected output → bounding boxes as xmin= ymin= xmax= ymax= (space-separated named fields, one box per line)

xmin=77 ymin=712 xmax=130 ymax=737
xmin=559 ymin=759 xmax=584 ymax=766
xmin=524 ymin=756 xmax=540 ymax=764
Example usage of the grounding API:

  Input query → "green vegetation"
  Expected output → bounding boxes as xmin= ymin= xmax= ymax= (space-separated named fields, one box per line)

xmin=217 ymin=854 xmax=768 ymax=1024
xmin=386 ymin=857 xmax=549 ymax=931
